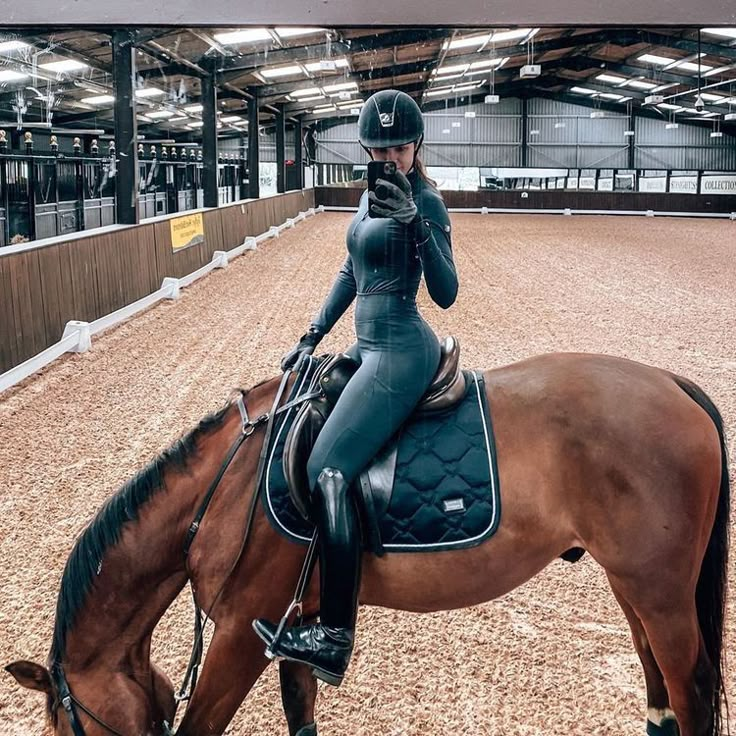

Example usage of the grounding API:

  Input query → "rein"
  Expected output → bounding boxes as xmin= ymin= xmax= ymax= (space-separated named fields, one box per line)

xmin=52 ymin=362 xmax=321 ymax=736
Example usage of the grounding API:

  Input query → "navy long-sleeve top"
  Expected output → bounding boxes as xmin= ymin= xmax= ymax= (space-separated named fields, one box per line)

xmin=311 ymin=168 xmax=458 ymax=334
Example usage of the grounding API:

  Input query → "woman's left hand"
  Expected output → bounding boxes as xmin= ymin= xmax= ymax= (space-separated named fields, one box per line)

xmin=368 ymin=170 xmax=418 ymax=224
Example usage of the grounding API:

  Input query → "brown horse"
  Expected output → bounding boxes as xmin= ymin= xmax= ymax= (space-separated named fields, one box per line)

xmin=5 ymin=352 xmax=730 ymax=736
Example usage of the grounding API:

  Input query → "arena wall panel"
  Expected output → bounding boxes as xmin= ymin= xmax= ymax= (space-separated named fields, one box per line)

xmin=0 ymin=190 xmax=315 ymax=373
xmin=315 ymin=185 xmax=736 ymax=214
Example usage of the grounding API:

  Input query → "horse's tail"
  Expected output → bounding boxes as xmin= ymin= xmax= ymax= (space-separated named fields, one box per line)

xmin=673 ymin=375 xmax=730 ymax=735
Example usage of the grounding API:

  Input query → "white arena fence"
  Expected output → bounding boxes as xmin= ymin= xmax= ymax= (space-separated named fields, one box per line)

xmin=324 ymin=206 xmax=736 ymax=219
xmin=0 ymin=206 xmax=325 ymax=395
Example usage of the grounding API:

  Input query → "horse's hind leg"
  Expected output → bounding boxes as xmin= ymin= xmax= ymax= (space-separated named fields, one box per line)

xmin=608 ymin=578 xmax=676 ymax=735
xmin=280 ymin=660 xmax=318 ymax=736
xmin=608 ymin=576 xmax=715 ymax=736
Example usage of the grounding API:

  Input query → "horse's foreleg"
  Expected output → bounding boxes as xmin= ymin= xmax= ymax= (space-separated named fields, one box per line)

xmin=280 ymin=660 xmax=319 ymax=736
xmin=607 ymin=578 xmax=675 ymax=735
xmin=174 ymin=625 xmax=270 ymax=736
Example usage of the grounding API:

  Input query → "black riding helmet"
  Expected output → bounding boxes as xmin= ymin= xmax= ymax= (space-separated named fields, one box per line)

xmin=358 ymin=89 xmax=424 ymax=160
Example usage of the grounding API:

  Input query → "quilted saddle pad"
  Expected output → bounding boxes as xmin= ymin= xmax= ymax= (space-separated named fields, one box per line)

xmin=262 ymin=355 xmax=501 ymax=554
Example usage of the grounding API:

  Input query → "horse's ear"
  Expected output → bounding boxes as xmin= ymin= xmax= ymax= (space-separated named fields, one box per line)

xmin=5 ymin=660 xmax=53 ymax=694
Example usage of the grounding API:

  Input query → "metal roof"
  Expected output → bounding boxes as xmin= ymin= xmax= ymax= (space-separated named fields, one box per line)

xmin=1 ymin=26 xmax=734 ymax=137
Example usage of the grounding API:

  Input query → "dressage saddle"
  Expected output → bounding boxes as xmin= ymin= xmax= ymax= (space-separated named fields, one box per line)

xmin=283 ymin=336 xmax=465 ymax=526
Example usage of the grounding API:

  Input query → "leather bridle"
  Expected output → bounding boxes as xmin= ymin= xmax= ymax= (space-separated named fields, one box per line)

xmin=50 ymin=362 xmax=321 ymax=736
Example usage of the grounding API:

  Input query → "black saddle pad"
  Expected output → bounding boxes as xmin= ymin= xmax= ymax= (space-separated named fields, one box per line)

xmin=263 ymin=355 xmax=501 ymax=553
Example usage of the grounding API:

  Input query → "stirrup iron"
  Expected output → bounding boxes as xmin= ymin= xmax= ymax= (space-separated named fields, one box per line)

xmin=265 ymin=531 xmax=319 ymax=658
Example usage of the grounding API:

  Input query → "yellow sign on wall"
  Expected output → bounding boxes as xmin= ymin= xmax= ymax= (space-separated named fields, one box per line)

xmin=170 ymin=213 xmax=205 ymax=252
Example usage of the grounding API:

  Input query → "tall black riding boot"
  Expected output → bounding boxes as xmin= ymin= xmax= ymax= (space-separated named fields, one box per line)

xmin=253 ymin=467 xmax=362 ymax=686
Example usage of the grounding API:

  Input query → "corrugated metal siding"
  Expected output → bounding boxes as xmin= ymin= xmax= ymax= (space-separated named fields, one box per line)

xmin=312 ymin=97 xmax=736 ymax=170
xmin=256 ymin=131 xmax=296 ymax=163
xmin=316 ymin=100 xmax=523 ymax=166
xmin=528 ymin=98 xmax=596 ymax=118
xmin=635 ymin=117 xmax=736 ymax=169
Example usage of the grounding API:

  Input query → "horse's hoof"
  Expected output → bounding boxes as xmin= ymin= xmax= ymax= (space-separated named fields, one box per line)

xmin=646 ymin=718 xmax=679 ymax=736
xmin=294 ymin=724 xmax=317 ymax=736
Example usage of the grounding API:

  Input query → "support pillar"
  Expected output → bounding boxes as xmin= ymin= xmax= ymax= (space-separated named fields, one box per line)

xmin=521 ymin=96 xmax=529 ymax=168
xmin=294 ymin=117 xmax=303 ymax=190
xmin=247 ymin=89 xmax=260 ymax=199
xmin=276 ymin=103 xmax=286 ymax=193
xmin=112 ymin=29 xmax=138 ymax=225
xmin=628 ymin=107 xmax=636 ymax=170
xmin=201 ymin=67 xmax=219 ymax=208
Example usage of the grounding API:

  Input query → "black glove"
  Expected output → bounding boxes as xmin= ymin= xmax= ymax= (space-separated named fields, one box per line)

xmin=368 ymin=170 xmax=418 ymax=224
xmin=280 ymin=327 xmax=324 ymax=371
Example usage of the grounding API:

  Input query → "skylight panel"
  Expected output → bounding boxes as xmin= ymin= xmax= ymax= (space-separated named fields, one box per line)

xmin=214 ymin=29 xmax=272 ymax=44
xmin=701 ymin=27 xmax=736 ymax=39
xmin=704 ymin=65 xmax=735 ymax=77
xmin=291 ymin=87 xmax=322 ymax=97
xmin=39 ymin=59 xmax=88 ymax=73
xmin=453 ymin=81 xmax=483 ymax=92
xmin=275 ymin=27 xmax=324 ymax=38
xmin=443 ymin=33 xmax=490 ymax=51
xmin=135 ymin=88 xmax=166 ymax=98
xmin=627 ymin=80 xmax=658 ymax=90
xmin=336 ymin=99 xmax=364 ymax=108
xmin=0 ymin=69 xmax=27 ymax=81
xmin=596 ymin=74 xmax=627 ymax=84
xmin=469 ymin=57 xmax=508 ymax=70
xmin=491 ymin=28 xmax=535 ymax=42
xmin=322 ymin=81 xmax=358 ymax=93
xmin=673 ymin=61 xmax=713 ymax=72
xmin=437 ymin=63 xmax=470 ymax=75
xmin=81 ymin=94 xmax=115 ymax=104
xmin=0 ymin=40 xmax=29 ymax=52
xmin=638 ymin=54 xmax=675 ymax=65
xmin=426 ymin=86 xmax=455 ymax=97
xmin=261 ymin=64 xmax=304 ymax=78
xmin=652 ymin=83 xmax=677 ymax=92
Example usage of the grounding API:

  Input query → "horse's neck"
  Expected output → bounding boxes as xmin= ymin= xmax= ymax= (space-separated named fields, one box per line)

xmin=63 ymin=406 xmax=251 ymax=671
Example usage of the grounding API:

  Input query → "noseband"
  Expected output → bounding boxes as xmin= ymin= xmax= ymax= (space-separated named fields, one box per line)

xmin=51 ymin=664 xmax=128 ymax=736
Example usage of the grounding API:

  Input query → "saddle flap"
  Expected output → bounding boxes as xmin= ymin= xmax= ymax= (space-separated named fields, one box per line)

xmin=357 ymin=440 xmax=400 ymax=556
xmin=283 ymin=352 xmax=359 ymax=521
xmin=283 ymin=400 xmax=327 ymax=521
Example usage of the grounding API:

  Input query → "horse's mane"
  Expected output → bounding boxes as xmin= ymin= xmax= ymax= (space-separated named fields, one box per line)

xmin=48 ymin=386 xmax=260 ymax=666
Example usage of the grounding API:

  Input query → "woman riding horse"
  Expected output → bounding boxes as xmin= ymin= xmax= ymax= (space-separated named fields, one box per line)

xmin=253 ymin=89 xmax=459 ymax=686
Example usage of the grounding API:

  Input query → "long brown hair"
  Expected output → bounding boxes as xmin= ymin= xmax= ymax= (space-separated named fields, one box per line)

xmin=414 ymin=150 xmax=438 ymax=191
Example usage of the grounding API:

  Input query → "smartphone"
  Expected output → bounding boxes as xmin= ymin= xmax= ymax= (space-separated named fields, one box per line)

xmin=367 ymin=160 xmax=398 ymax=218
